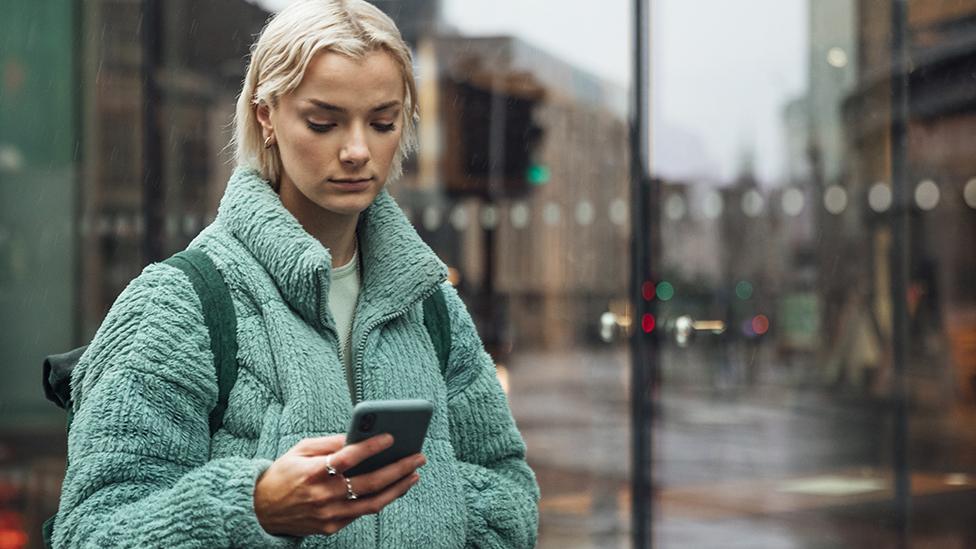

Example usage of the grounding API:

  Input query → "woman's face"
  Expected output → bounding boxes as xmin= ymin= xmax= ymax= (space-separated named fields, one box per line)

xmin=257 ymin=49 xmax=405 ymax=219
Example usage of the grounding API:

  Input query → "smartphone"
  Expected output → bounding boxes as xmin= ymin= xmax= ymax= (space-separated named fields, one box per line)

xmin=343 ymin=399 xmax=433 ymax=477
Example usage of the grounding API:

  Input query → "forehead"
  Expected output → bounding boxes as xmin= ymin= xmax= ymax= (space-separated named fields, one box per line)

xmin=294 ymin=49 xmax=404 ymax=110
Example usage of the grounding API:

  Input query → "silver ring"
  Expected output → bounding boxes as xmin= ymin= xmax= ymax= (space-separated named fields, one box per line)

xmin=325 ymin=456 xmax=338 ymax=478
xmin=344 ymin=476 xmax=358 ymax=500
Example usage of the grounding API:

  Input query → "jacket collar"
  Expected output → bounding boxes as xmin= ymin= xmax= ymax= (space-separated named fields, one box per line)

xmin=216 ymin=166 xmax=447 ymax=332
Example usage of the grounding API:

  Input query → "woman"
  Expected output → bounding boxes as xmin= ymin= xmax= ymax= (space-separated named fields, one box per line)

xmin=51 ymin=0 xmax=540 ymax=547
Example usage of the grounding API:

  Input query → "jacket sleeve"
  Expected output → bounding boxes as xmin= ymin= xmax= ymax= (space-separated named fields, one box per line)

xmin=440 ymin=283 xmax=540 ymax=549
xmin=52 ymin=262 xmax=299 ymax=549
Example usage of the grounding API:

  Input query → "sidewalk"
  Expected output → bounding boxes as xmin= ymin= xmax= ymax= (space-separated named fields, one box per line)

xmin=506 ymin=347 xmax=976 ymax=548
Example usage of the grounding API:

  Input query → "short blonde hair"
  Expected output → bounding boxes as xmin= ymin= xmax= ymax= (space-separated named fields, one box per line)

xmin=232 ymin=0 xmax=418 ymax=189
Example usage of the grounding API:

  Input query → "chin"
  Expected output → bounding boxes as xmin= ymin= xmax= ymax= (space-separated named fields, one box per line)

xmin=317 ymin=193 xmax=377 ymax=217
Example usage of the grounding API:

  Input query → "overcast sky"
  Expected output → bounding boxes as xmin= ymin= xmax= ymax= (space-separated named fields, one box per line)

xmin=254 ymin=0 xmax=808 ymax=186
xmin=651 ymin=0 xmax=808 ymax=185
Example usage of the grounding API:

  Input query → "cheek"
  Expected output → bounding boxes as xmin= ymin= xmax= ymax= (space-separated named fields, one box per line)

xmin=287 ymin=132 xmax=332 ymax=167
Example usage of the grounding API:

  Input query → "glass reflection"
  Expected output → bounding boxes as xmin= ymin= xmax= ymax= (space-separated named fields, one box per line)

xmin=2 ymin=0 xmax=975 ymax=547
xmin=650 ymin=0 xmax=976 ymax=546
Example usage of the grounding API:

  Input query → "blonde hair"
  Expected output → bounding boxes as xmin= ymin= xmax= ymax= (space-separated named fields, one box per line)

xmin=232 ymin=0 xmax=418 ymax=189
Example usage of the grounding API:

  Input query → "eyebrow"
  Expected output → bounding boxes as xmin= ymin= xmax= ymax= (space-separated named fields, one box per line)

xmin=305 ymin=99 xmax=401 ymax=113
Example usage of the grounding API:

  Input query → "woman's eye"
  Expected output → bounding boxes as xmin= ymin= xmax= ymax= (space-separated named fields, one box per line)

xmin=307 ymin=121 xmax=336 ymax=133
xmin=372 ymin=122 xmax=397 ymax=133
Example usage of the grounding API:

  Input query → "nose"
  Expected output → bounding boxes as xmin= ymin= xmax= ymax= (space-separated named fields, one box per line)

xmin=339 ymin=126 xmax=371 ymax=168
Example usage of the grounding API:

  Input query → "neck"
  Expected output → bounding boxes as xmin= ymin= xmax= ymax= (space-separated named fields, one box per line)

xmin=278 ymin=176 xmax=359 ymax=268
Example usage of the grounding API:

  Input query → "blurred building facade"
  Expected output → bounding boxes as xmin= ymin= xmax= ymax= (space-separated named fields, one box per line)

xmin=392 ymin=35 xmax=630 ymax=357
xmin=76 ymin=0 xmax=270 ymax=341
xmin=844 ymin=0 xmax=976 ymax=402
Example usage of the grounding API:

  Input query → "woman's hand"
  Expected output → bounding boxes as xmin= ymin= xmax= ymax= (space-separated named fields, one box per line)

xmin=253 ymin=434 xmax=425 ymax=537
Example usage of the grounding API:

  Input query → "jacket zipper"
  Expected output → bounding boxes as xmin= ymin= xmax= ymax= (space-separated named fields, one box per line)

xmin=349 ymin=282 xmax=443 ymax=547
xmin=350 ymin=283 xmax=442 ymax=405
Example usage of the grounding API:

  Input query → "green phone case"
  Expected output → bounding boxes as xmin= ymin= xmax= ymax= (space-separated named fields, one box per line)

xmin=344 ymin=399 xmax=434 ymax=477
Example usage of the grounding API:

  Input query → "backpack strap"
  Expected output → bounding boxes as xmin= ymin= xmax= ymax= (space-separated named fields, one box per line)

xmin=42 ymin=249 xmax=239 ymax=548
xmin=422 ymin=286 xmax=452 ymax=378
xmin=163 ymin=249 xmax=238 ymax=437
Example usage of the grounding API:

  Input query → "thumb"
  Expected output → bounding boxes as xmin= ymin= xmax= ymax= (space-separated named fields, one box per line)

xmin=290 ymin=434 xmax=346 ymax=456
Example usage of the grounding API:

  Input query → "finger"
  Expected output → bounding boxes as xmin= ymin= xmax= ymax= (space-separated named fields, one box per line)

xmin=309 ymin=452 xmax=345 ymax=483
xmin=326 ymin=433 xmax=394 ymax=474
xmin=340 ymin=453 xmax=425 ymax=496
xmin=332 ymin=472 xmax=421 ymax=520
xmin=290 ymin=434 xmax=346 ymax=457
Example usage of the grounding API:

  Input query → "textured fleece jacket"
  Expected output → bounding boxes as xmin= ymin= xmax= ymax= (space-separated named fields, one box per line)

xmin=52 ymin=166 xmax=540 ymax=548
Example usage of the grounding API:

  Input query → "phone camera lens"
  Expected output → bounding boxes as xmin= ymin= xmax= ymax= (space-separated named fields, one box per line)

xmin=359 ymin=413 xmax=376 ymax=432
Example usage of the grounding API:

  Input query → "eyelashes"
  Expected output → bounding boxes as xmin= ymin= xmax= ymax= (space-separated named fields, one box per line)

xmin=306 ymin=122 xmax=336 ymax=133
xmin=306 ymin=122 xmax=398 ymax=134
xmin=372 ymin=123 xmax=397 ymax=133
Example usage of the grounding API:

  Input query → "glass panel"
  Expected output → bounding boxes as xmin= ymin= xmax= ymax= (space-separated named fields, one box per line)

xmin=1 ymin=1 xmax=636 ymax=547
xmin=1 ymin=2 xmax=81 ymax=545
xmin=649 ymin=0 xmax=976 ymax=546
xmin=397 ymin=2 xmax=637 ymax=546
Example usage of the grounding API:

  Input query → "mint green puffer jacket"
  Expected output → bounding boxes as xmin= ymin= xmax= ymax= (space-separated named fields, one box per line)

xmin=52 ymin=166 xmax=539 ymax=548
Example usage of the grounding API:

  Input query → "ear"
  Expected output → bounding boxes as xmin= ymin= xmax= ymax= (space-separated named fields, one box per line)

xmin=255 ymin=101 xmax=274 ymax=133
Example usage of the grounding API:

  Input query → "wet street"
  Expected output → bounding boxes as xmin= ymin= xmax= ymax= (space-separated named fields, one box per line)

xmin=507 ymin=348 xmax=976 ymax=548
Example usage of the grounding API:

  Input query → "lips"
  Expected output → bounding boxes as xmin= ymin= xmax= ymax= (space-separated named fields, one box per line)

xmin=330 ymin=177 xmax=373 ymax=183
xmin=326 ymin=177 xmax=374 ymax=192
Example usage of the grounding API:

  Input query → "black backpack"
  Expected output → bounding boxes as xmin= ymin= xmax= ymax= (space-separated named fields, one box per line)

xmin=40 ymin=247 xmax=451 ymax=547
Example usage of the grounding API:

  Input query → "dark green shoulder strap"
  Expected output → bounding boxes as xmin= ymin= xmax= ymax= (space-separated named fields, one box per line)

xmin=163 ymin=249 xmax=238 ymax=436
xmin=42 ymin=249 xmax=239 ymax=549
xmin=422 ymin=287 xmax=451 ymax=378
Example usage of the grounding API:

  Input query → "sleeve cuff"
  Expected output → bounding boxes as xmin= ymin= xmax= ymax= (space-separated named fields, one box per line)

xmin=221 ymin=458 xmax=303 ymax=549
xmin=456 ymin=460 xmax=538 ymax=549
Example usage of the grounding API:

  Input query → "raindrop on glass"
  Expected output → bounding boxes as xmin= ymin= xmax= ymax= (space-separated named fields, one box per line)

xmin=702 ymin=190 xmax=723 ymax=219
xmin=183 ymin=214 xmax=198 ymax=236
xmin=166 ymin=215 xmax=178 ymax=237
xmin=543 ymin=202 xmax=561 ymax=226
xmin=964 ymin=178 xmax=976 ymax=210
xmin=665 ymin=194 xmax=686 ymax=221
xmin=781 ymin=188 xmax=805 ymax=217
xmin=609 ymin=198 xmax=628 ymax=226
xmin=915 ymin=179 xmax=940 ymax=211
xmin=868 ymin=182 xmax=892 ymax=213
xmin=0 ymin=144 xmax=25 ymax=172
xmin=422 ymin=205 xmax=441 ymax=231
xmin=826 ymin=46 xmax=848 ymax=68
xmin=824 ymin=185 xmax=847 ymax=215
xmin=510 ymin=202 xmax=530 ymax=229
xmin=450 ymin=206 xmax=469 ymax=231
xmin=480 ymin=205 xmax=499 ymax=230
xmin=575 ymin=200 xmax=595 ymax=226
xmin=742 ymin=190 xmax=764 ymax=218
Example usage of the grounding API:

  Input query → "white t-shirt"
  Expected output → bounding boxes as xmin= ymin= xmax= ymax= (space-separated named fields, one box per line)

xmin=328 ymin=246 xmax=361 ymax=398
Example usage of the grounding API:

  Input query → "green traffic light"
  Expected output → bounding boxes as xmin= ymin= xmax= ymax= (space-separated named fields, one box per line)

xmin=656 ymin=281 xmax=674 ymax=301
xmin=527 ymin=164 xmax=550 ymax=185
xmin=735 ymin=281 xmax=753 ymax=300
